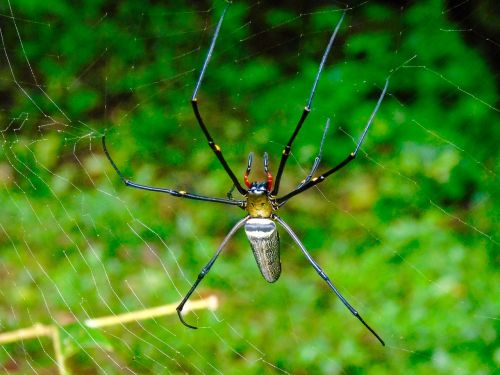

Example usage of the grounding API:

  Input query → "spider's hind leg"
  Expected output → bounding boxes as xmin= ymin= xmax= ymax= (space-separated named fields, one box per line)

xmin=176 ymin=216 xmax=249 ymax=328
xmin=274 ymin=215 xmax=385 ymax=346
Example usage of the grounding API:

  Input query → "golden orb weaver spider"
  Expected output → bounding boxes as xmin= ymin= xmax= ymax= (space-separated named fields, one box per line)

xmin=102 ymin=4 xmax=389 ymax=346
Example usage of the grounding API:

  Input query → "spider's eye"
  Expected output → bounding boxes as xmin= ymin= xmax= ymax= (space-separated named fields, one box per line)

xmin=249 ymin=182 xmax=268 ymax=194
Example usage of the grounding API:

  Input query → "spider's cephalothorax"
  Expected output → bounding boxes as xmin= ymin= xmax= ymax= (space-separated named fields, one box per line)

xmin=243 ymin=153 xmax=281 ymax=282
xmin=246 ymin=182 xmax=273 ymax=218
xmin=102 ymin=4 xmax=389 ymax=346
xmin=244 ymin=152 xmax=275 ymax=218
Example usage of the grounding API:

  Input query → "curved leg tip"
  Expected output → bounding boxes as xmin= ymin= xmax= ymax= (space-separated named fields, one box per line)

xmin=364 ymin=320 xmax=385 ymax=346
xmin=177 ymin=308 xmax=198 ymax=330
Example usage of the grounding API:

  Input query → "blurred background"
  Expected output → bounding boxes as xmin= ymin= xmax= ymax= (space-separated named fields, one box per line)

xmin=0 ymin=0 xmax=498 ymax=373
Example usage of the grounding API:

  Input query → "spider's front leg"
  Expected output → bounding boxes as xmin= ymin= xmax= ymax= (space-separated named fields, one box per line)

xmin=277 ymin=78 xmax=390 ymax=206
xmin=271 ymin=10 xmax=346 ymax=196
xmin=190 ymin=3 xmax=247 ymax=196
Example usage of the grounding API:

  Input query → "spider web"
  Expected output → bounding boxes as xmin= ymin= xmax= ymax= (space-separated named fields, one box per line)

xmin=0 ymin=0 xmax=498 ymax=373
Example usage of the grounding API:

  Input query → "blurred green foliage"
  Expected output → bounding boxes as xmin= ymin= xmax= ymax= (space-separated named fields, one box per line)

xmin=0 ymin=0 xmax=498 ymax=374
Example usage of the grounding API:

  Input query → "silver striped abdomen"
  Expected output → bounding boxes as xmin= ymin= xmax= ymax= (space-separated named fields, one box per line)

xmin=244 ymin=218 xmax=281 ymax=283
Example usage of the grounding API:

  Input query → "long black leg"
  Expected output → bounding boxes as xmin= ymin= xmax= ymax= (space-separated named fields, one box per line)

xmin=277 ymin=78 xmax=389 ymax=205
xmin=191 ymin=3 xmax=247 ymax=195
xmin=274 ymin=215 xmax=385 ymax=346
xmin=177 ymin=216 xmax=249 ymax=328
xmin=271 ymin=10 xmax=346 ymax=196
xmin=297 ymin=118 xmax=330 ymax=189
xmin=102 ymin=136 xmax=245 ymax=208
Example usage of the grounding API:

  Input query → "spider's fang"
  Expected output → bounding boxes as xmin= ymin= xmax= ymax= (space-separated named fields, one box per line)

xmin=267 ymin=172 xmax=273 ymax=191
xmin=244 ymin=173 xmax=251 ymax=188
xmin=263 ymin=152 xmax=273 ymax=191
xmin=244 ymin=152 xmax=254 ymax=188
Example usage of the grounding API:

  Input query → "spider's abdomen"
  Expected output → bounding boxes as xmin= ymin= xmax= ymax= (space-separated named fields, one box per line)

xmin=244 ymin=218 xmax=281 ymax=283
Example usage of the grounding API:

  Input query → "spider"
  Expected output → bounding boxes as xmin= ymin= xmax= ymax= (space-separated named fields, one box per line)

xmin=102 ymin=5 xmax=389 ymax=346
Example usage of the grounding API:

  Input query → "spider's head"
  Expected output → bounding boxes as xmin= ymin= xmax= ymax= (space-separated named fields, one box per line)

xmin=247 ymin=181 xmax=268 ymax=195
xmin=243 ymin=152 xmax=273 ymax=194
